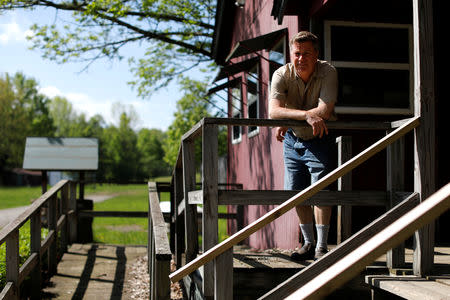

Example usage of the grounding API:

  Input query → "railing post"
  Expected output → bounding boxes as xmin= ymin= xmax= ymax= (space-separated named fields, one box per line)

xmin=148 ymin=189 xmax=155 ymax=300
xmin=214 ymin=248 xmax=233 ymax=300
xmin=386 ymin=134 xmax=406 ymax=269
xmin=174 ymin=167 xmax=185 ymax=269
xmin=202 ymin=124 xmax=219 ymax=299
xmin=412 ymin=0 xmax=436 ymax=276
xmin=336 ymin=136 xmax=352 ymax=244
xmin=6 ymin=229 xmax=19 ymax=299
xmin=30 ymin=210 xmax=42 ymax=300
xmin=68 ymin=181 xmax=78 ymax=243
xmin=182 ymin=140 xmax=199 ymax=263
xmin=60 ymin=183 xmax=69 ymax=253
xmin=48 ymin=194 xmax=57 ymax=275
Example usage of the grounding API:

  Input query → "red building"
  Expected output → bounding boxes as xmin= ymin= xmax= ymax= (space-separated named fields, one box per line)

xmin=211 ymin=0 xmax=447 ymax=250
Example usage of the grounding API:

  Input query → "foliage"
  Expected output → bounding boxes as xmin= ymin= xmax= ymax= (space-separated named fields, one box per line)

xmin=0 ymin=0 xmax=216 ymax=94
xmin=137 ymin=128 xmax=170 ymax=179
xmin=0 ymin=72 xmax=55 ymax=179
xmin=163 ymin=76 xmax=227 ymax=167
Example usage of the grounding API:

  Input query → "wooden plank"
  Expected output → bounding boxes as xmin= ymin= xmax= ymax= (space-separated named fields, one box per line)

xmin=155 ymin=259 xmax=171 ymax=300
xmin=174 ymin=167 xmax=185 ymax=268
xmin=18 ymin=253 xmax=38 ymax=284
xmin=387 ymin=134 xmax=406 ymax=268
xmin=260 ymin=192 xmax=419 ymax=299
xmin=218 ymin=190 xmax=389 ymax=206
xmin=47 ymin=194 xmax=57 ymax=275
xmin=284 ymin=183 xmax=450 ymax=300
xmin=0 ymin=282 xmax=15 ymax=300
xmin=60 ymin=184 xmax=69 ymax=254
xmin=412 ymin=0 xmax=436 ymax=276
xmin=78 ymin=210 xmax=148 ymax=218
xmin=0 ymin=180 xmax=69 ymax=245
xmin=169 ymin=117 xmax=420 ymax=283
xmin=6 ymin=229 xmax=19 ymax=299
xmin=336 ymin=136 xmax=352 ymax=244
xmin=201 ymin=117 xmax=392 ymax=130
xmin=367 ymin=275 xmax=450 ymax=300
xmin=202 ymin=124 xmax=219 ymax=299
xmin=30 ymin=210 xmax=41 ymax=300
xmin=40 ymin=230 xmax=55 ymax=258
xmin=183 ymin=140 xmax=199 ymax=262
xmin=148 ymin=182 xmax=171 ymax=259
xmin=214 ymin=248 xmax=233 ymax=300
xmin=68 ymin=181 xmax=77 ymax=243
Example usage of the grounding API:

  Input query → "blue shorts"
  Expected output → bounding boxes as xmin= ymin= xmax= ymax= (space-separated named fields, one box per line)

xmin=283 ymin=129 xmax=336 ymax=190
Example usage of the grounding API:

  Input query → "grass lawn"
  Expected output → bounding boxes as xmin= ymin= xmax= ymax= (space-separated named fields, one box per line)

xmin=0 ymin=186 xmax=42 ymax=209
xmin=1 ymin=180 xmax=229 ymax=245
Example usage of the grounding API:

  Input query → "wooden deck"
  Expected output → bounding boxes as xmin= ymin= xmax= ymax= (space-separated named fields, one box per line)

xmin=41 ymin=243 xmax=147 ymax=299
xmin=231 ymin=245 xmax=450 ymax=299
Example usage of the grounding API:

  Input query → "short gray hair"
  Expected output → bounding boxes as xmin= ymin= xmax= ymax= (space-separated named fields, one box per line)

xmin=289 ymin=31 xmax=319 ymax=52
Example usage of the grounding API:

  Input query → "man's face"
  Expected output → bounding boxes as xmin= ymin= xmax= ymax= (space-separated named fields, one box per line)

xmin=290 ymin=41 xmax=318 ymax=81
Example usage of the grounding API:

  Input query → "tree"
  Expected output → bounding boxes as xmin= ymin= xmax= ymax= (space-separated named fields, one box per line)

xmin=0 ymin=72 xmax=55 ymax=174
xmin=163 ymin=76 xmax=226 ymax=167
xmin=137 ymin=128 xmax=169 ymax=179
xmin=0 ymin=0 xmax=216 ymax=95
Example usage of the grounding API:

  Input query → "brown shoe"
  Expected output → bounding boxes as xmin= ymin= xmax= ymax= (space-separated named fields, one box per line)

xmin=291 ymin=243 xmax=315 ymax=261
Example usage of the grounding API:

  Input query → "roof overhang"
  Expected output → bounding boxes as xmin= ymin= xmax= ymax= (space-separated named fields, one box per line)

xmin=213 ymin=57 xmax=259 ymax=82
xmin=208 ymin=78 xmax=241 ymax=95
xmin=23 ymin=137 xmax=99 ymax=171
xmin=225 ymin=28 xmax=287 ymax=62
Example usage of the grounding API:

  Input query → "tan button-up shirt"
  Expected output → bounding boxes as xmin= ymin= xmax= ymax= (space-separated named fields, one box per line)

xmin=270 ymin=60 xmax=338 ymax=140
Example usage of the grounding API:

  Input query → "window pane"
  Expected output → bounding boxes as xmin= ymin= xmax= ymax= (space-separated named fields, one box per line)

xmin=330 ymin=26 xmax=409 ymax=63
xmin=337 ymin=68 xmax=410 ymax=108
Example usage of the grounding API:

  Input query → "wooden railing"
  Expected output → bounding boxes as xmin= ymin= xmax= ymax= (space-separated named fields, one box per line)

xmin=0 ymin=180 xmax=77 ymax=300
xmin=282 ymin=183 xmax=450 ymax=299
xmin=167 ymin=116 xmax=420 ymax=299
xmin=147 ymin=182 xmax=172 ymax=300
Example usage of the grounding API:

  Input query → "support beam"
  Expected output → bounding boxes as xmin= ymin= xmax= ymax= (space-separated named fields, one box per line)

xmin=412 ymin=0 xmax=436 ymax=276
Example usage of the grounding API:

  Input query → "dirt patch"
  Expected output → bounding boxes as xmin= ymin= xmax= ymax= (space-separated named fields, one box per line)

xmin=124 ymin=255 xmax=182 ymax=299
xmin=106 ymin=225 xmax=145 ymax=232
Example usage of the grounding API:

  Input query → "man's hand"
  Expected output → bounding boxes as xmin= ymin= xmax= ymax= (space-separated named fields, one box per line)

xmin=275 ymin=127 xmax=288 ymax=142
xmin=305 ymin=112 xmax=328 ymax=138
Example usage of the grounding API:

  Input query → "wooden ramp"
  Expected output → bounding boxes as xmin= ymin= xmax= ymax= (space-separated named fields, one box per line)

xmin=42 ymin=243 xmax=147 ymax=299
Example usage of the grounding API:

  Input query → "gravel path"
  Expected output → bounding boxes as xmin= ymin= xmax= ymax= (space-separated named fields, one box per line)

xmin=0 ymin=194 xmax=116 ymax=229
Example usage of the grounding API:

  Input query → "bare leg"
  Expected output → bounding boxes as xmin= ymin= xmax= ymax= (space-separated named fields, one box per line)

xmin=314 ymin=206 xmax=332 ymax=225
xmin=295 ymin=205 xmax=314 ymax=224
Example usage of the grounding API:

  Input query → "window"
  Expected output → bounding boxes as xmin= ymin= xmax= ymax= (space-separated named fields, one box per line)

xmin=324 ymin=21 xmax=413 ymax=115
xmin=230 ymin=81 xmax=242 ymax=144
xmin=247 ymin=64 xmax=259 ymax=137
xmin=269 ymin=38 xmax=286 ymax=91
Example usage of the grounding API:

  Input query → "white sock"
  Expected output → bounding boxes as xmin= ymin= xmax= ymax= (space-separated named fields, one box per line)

xmin=316 ymin=224 xmax=330 ymax=250
xmin=300 ymin=223 xmax=315 ymax=245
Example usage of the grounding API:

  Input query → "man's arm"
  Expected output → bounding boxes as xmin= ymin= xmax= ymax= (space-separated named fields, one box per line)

xmin=269 ymin=98 xmax=334 ymax=138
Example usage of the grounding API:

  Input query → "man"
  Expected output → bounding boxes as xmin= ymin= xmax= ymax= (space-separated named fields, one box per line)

xmin=269 ymin=31 xmax=337 ymax=260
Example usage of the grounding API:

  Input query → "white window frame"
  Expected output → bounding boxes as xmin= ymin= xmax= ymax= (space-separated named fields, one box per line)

xmin=247 ymin=64 xmax=260 ymax=138
xmin=230 ymin=83 xmax=242 ymax=144
xmin=324 ymin=20 xmax=413 ymax=115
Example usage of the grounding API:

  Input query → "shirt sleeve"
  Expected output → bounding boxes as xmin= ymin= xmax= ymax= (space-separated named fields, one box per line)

xmin=269 ymin=66 xmax=287 ymax=102
xmin=319 ymin=65 xmax=338 ymax=104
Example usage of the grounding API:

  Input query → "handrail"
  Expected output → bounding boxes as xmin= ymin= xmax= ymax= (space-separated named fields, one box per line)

xmin=0 ymin=179 xmax=68 ymax=244
xmin=286 ymin=182 xmax=450 ymax=299
xmin=147 ymin=182 xmax=171 ymax=300
xmin=169 ymin=116 xmax=420 ymax=282
xmin=0 ymin=179 xmax=76 ymax=300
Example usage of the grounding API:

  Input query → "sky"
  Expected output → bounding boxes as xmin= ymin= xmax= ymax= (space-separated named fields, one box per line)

xmin=0 ymin=8 xmax=216 ymax=131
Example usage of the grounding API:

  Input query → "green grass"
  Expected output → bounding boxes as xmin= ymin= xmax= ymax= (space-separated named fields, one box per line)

xmin=92 ymin=185 xmax=150 ymax=245
xmin=0 ymin=186 xmax=42 ymax=209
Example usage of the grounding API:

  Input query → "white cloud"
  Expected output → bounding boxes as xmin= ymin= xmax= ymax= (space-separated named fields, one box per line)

xmin=0 ymin=21 xmax=33 ymax=45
